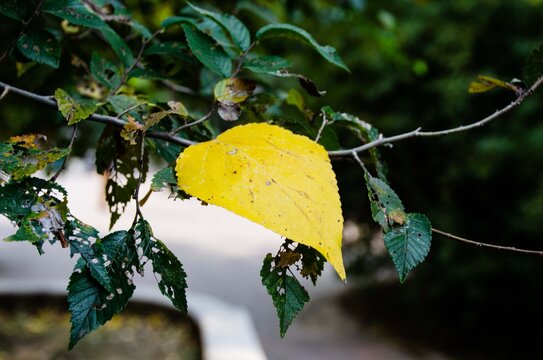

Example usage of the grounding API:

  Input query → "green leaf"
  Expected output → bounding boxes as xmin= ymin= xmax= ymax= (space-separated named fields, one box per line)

xmin=0 ymin=135 xmax=69 ymax=181
xmin=182 ymin=24 xmax=232 ymax=78
xmin=384 ymin=213 xmax=432 ymax=283
xmin=42 ymin=0 xmax=134 ymax=67
xmin=144 ymin=41 xmax=188 ymax=58
xmin=365 ymin=173 xmax=406 ymax=231
xmin=133 ymin=219 xmax=187 ymax=312
xmin=95 ymin=127 xmax=148 ymax=229
xmin=258 ymin=69 xmax=326 ymax=97
xmin=188 ymin=2 xmax=251 ymax=52
xmin=90 ymin=52 xmax=122 ymax=90
xmin=16 ymin=31 xmax=60 ymax=68
xmin=65 ymin=217 xmax=113 ymax=293
xmin=151 ymin=167 xmax=177 ymax=192
xmin=67 ymin=231 xmax=136 ymax=349
xmin=244 ymin=56 xmax=293 ymax=74
xmin=54 ymin=89 xmax=97 ymax=125
xmin=256 ymin=23 xmax=350 ymax=72
xmin=261 ymin=254 xmax=309 ymax=337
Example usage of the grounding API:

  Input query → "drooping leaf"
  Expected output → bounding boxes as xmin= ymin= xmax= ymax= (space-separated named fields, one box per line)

xmin=0 ymin=135 xmax=69 ymax=181
xmin=244 ymin=56 xmax=293 ymax=74
xmin=133 ymin=219 xmax=187 ymax=312
xmin=468 ymin=75 xmax=517 ymax=94
xmin=16 ymin=30 xmax=61 ymax=68
xmin=260 ymin=69 xmax=326 ymax=97
xmin=384 ymin=213 xmax=432 ymax=283
xmin=214 ymin=78 xmax=255 ymax=121
xmin=256 ymin=23 xmax=350 ymax=72
xmin=0 ymin=178 xmax=68 ymax=252
xmin=182 ymin=24 xmax=232 ymax=78
xmin=188 ymin=2 xmax=251 ymax=52
xmin=176 ymin=123 xmax=345 ymax=279
xmin=55 ymin=88 xmax=97 ymax=125
xmin=365 ymin=173 xmax=406 ymax=231
xmin=261 ymin=253 xmax=309 ymax=337
xmin=95 ymin=127 xmax=148 ymax=228
xmin=67 ymin=231 xmax=136 ymax=349
xmin=297 ymin=244 xmax=325 ymax=286
xmin=65 ymin=217 xmax=113 ymax=293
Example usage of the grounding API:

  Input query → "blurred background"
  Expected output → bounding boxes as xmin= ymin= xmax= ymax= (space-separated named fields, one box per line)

xmin=2 ymin=0 xmax=543 ymax=359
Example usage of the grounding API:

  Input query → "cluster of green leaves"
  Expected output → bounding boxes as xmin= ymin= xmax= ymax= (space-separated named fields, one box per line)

xmin=3 ymin=0 xmax=542 ymax=347
xmin=261 ymin=240 xmax=325 ymax=336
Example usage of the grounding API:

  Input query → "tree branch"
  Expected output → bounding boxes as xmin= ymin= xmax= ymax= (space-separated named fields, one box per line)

xmin=0 ymin=81 xmax=196 ymax=147
xmin=50 ymin=124 xmax=78 ymax=182
xmin=432 ymin=228 xmax=543 ymax=255
xmin=328 ymin=75 xmax=543 ymax=157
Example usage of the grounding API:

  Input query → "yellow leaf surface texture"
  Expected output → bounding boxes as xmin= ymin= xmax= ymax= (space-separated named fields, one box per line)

xmin=175 ymin=123 xmax=345 ymax=280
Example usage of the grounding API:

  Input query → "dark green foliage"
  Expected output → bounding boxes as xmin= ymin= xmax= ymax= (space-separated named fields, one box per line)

xmin=260 ymin=253 xmax=310 ymax=337
xmin=188 ymin=2 xmax=251 ymax=52
xmin=17 ymin=31 xmax=60 ymax=68
xmin=384 ymin=213 xmax=432 ymax=283
xmin=133 ymin=219 xmax=188 ymax=313
xmin=65 ymin=217 xmax=113 ymax=293
xmin=365 ymin=173 xmax=406 ymax=231
xmin=182 ymin=24 xmax=232 ymax=78
xmin=244 ymin=56 xmax=293 ymax=74
xmin=95 ymin=127 xmax=148 ymax=228
xmin=67 ymin=231 xmax=136 ymax=349
xmin=0 ymin=178 xmax=68 ymax=253
xmin=90 ymin=53 xmax=122 ymax=90
xmin=525 ymin=44 xmax=543 ymax=84
xmin=256 ymin=23 xmax=349 ymax=72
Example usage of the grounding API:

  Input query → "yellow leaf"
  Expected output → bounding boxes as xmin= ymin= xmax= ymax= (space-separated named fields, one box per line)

xmin=175 ymin=123 xmax=346 ymax=279
xmin=468 ymin=75 xmax=516 ymax=93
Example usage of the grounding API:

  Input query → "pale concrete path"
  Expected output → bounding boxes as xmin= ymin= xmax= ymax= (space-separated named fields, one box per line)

xmin=0 ymin=161 xmax=448 ymax=360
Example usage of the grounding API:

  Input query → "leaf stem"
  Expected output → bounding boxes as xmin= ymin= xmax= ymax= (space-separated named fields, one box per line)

xmin=432 ymin=228 xmax=543 ymax=255
xmin=132 ymin=132 xmax=146 ymax=220
xmin=232 ymin=41 xmax=257 ymax=78
xmin=315 ymin=111 xmax=328 ymax=143
xmin=50 ymin=124 xmax=79 ymax=182
xmin=170 ymin=104 xmax=216 ymax=135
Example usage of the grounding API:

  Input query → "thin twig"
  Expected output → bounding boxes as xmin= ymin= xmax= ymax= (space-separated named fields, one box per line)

xmin=0 ymin=0 xmax=44 ymax=63
xmin=161 ymin=80 xmax=196 ymax=95
xmin=315 ymin=111 xmax=328 ymax=143
xmin=0 ymin=81 xmax=196 ymax=147
xmin=50 ymin=125 xmax=79 ymax=182
xmin=432 ymin=228 xmax=543 ymax=255
xmin=117 ymin=103 xmax=147 ymax=119
xmin=170 ymin=105 xmax=216 ymax=135
xmin=0 ymin=87 xmax=9 ymax=101
xmin=109 ymin=29 xmax=162 ymax=96
xmin=351 ymin=151 xmax=368 ymax=173
xmin=232 ymin=41 xmax=257 ymax=77
xmin=329 ymin=75 xmax=543 ymax=157
xmin=132 ymin=132 xmax=146 ymax=222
